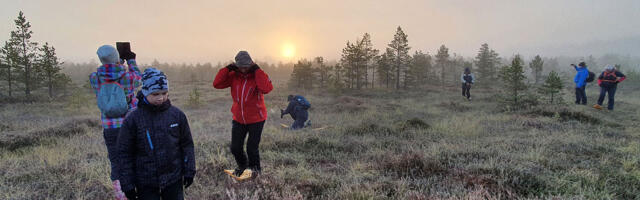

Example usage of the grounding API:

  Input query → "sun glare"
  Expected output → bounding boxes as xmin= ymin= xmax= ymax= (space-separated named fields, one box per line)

xmin=281 ymin=43 xmax=295 ymax=58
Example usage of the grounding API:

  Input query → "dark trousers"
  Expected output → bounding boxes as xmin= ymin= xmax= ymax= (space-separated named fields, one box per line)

xmin=231 ymin=120 xmax=265 ymax=170
xmin=597 ymin=86 xmax=617 ymax=110
xmin=575 ymin=86 xmax=587 ymax=104
xmin=291 ymin=110 xmax=309 ymax=130
xmin=461 ymin=83 xmax=471 ymax=99
xmin=103 ymin=128 xmax=120 ymax=181
xmin=137 ymin=180 xmax=184 ymax=200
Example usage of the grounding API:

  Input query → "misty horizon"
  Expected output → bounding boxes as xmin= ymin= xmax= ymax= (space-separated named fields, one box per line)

xmin=2 ymin=0 xmax=639 ymax=64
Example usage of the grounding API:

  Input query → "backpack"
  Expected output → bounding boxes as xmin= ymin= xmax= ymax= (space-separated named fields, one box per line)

xmin=97 ymin=79 xmax=129 ymax=118
xmin=586 ymin=71 xmax=595 ymax=83
xmin=295 ymin=95 xmax=311 ymax=109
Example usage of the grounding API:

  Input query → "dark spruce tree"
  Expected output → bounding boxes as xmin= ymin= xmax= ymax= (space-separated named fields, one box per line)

xmin=474 ymin=43 xmax=500 ymax=84
xmin=1 ymin=41 xmax=20 ymax=97
xmin=37 ymin=42 xmax=66 ymax=98
xmin=537 ymin=70 xmax=564 ymax=104
xmin=499 ymin=55 xmax=528 ymax=104
xmin=529 ymin=55 xmax=544 ymax=85
xmin=435 ymin=45 xmax=450 ymax=90
xmin=11 ymin=11 xmax=39 ymax=99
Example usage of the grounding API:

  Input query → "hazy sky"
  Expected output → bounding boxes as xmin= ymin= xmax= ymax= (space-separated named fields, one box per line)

xmin=1 ymin=0 xmax=639 ymax=64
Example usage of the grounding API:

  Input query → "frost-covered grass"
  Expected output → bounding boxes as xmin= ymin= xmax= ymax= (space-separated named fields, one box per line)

xmin=1 ymin=82 xmax=639 ymax=199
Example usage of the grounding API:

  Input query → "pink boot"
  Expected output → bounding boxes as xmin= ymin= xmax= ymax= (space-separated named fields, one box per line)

xmin=112 ymin=180 xmax=128 ymax=200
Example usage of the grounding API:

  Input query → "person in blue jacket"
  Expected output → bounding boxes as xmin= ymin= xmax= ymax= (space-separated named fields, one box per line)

xmin=281 ymin=95 xmax=311 ymax=130
xmin=572 ymin=62 xmax=589 ymax=105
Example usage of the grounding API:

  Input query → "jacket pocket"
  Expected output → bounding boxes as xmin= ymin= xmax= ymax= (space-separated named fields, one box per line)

xmin=257 ymin=103 xmax=264 ymax=119
xmin=168 ymin=122 xmax=180 ymax=138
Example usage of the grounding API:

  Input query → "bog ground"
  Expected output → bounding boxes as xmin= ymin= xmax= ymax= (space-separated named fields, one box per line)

xmin=1 ymin=82 xmax=639 ymax=199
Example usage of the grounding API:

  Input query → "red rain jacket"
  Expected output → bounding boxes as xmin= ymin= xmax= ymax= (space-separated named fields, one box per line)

xmin=213 ymin=66 xmax=273 ymax=124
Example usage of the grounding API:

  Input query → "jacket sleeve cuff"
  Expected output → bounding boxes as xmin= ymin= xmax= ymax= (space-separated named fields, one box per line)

xmin=120 ymin=181 xmax=135 ymax=192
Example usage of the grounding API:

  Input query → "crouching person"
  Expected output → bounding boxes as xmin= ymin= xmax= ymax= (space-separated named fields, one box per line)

xmin=118 ymin=68 xmax=196 ymax=200
xmin=281 ymin=95 xmax=311 ymax=130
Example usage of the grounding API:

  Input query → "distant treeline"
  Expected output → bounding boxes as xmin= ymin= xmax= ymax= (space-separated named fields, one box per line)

xmin=288 ymin=26 xmax=640 ymax=91
xmin=61 ymin=60 xmax=294 ymax=87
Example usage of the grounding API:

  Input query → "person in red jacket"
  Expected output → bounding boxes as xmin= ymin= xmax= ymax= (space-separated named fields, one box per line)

xmin=213 ymin=51 xmax=273 ymax=177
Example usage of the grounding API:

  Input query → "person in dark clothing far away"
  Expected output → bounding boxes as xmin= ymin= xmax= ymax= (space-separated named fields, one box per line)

xmin=89 ymin=44 xmax=142 ymax=200
xmin=593 ymin=65 xmax=626 ymax=110
xmin=213 ymin=51 xmax=274 ymax=178
xmin=460 ymin=68 xmax=475 ymax=100
xmin=572 ymin=62 xmax=589 ymax=105
xmin=118 ymin=68 xmax=196 ymax=200
xmin=281 ymin=95 xmax=311 ymax=130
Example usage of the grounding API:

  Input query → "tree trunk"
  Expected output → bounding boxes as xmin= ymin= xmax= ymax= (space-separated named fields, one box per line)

xmin=8 ymin=64 xmax=12 ymax=97
xmin=371 ymin=67 xmax=375 ymax=89
xmin=364 ymin=64 xmax=368 ymax=89
xmin=356 ymin=62 xmax=360 ymax=90
xmin=396 ymin=63 xmax=400 ymax=89
xmin=22 ymin=38 xmax=31 ymax=97
xmin=48 ymin=72 xmax=53 ymax=98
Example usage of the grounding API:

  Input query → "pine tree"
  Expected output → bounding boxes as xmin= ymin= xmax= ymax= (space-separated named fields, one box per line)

xmin=11 ymin=11 xmax=39 ymax=98
xmin=450 ymin=54 xmax=470 ymax=84
xmin=529 ymin=55 xmax=544 ymax=85
xmin=340 ymin=33 xmax=378 ymax=89
xmin=37 ymin=42 xmax=64 ymax=98
xmin=52 ymin=72 xmax=72 ymax=97
xmin=474 ymin=43 xmax=500 ymax=83
xmin=1 ymin=41 xmax=20 ymax=97
xmin=388 ymin=26 xmax=410 ymax=89
xmin=537 ymin=70 xmax=563 ymax=104
xmin=314 ymin=57 xmax=332 ymax=88
xmin=435 ymin=45 xmax=450 ymax=89
xmin=332 ymin=63 xmax=344 ymax=89
xmin=406 ymin=50 xmax=431 ymax=88
xmin=376 ymin=48 xmax=394 ymax=88
xmin=340 ymin=41 xmax=357 ymax=89
xmin=499 ymin=55 xmax=528 ymax=104
xmin=289 ymin=59 xmax=314 ymax=89
xmin=360 ymin=33 xmax=378 ymax=89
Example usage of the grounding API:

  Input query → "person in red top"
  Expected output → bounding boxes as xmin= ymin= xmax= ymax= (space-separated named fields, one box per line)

xmin=594 ymin=65 xmax=626 ymax=110
xmin=213 ymin=51 xmax=273 ymax=177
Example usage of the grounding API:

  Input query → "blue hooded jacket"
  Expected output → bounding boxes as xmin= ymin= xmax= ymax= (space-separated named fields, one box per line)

xmin=574 ymin=66 xmax=588 ymax=88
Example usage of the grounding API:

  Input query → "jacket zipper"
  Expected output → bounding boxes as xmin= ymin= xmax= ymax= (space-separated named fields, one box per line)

xmin=146 ymin=130 xmax=154 ymax=150
xmin=236 ymin=87 xmax=240 ymax=102
xmin=240 ymin=78 xmax=248 ymax=124
xmin=245 ymin=88 xmax=253 ymax=103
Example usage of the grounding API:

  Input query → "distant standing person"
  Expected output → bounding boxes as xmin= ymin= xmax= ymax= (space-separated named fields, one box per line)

xmin=89 ymin=44 xmax=141 ymax=199
xmin=461 ymin=67 xmax=475 ymax=100
xmin=593 ymin=65 xmax=626 ymax=110
xmin=213 ymin=51 xmax=273 ymax=177
xmin=572 ymin=62 xmax=589 ymax=105
xmin=118 ymin=68 xmax=196 ymax=200
xmin=281 ymin=95 xmax=311 ymax=130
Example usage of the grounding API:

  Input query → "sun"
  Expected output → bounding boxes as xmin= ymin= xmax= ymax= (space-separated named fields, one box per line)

xmin=281 ymin=43 xmax=296 ymax=58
